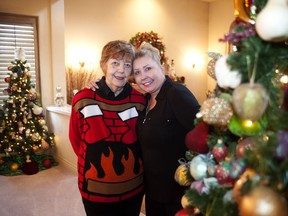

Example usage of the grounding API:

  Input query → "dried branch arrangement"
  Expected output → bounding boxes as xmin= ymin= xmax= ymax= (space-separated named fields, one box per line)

xmin=66 ymin=66 xmax=97 ymax=104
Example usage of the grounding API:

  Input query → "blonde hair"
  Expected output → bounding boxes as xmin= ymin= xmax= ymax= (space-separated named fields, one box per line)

xmin=134 ymin=42 xmax=162 ymax=67
xmin=100 ymin=40 xmax=135 ymax=73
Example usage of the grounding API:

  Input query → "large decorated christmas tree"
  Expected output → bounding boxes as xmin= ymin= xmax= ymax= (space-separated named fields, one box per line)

xmin=0 ymin=48 xmax=56 ymax=175
xmin=175 ymin=0 xmax=288 ymax=215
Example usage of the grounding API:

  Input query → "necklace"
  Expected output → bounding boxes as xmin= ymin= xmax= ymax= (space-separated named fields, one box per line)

xmin=142 ymin=98 xmax=156 ymax=123
xmin=142 ymin=103 xmax=149 ymax=124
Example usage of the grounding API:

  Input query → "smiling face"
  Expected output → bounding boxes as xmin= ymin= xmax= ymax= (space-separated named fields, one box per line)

xmin=105 ymin=58 xmax=132 ymax=93
xmin=99 ymin=40 xmax=135 ymax=94
xmin=133 ymin=54 xmax=165 ymax=97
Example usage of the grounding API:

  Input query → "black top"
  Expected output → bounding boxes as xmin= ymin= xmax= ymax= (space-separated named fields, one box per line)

xmin=97 ymin=76 xmax=133 ymax=100
xmin=137 ymin=77 xmax=200 ymax=203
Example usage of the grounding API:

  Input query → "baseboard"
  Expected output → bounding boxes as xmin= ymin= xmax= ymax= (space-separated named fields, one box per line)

xmin=55 ymin=155 xmax=77 ymax=174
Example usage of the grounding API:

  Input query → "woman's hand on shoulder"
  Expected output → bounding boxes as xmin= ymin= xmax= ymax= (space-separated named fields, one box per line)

xmin=85 ymin=80 xmax=99 ymax=91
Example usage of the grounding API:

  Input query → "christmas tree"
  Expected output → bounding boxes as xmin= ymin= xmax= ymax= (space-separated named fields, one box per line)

xmin=0 ymin=48 xmax=56 ymax=175
xmin=175 ymin=0 xmax=288 ymax=215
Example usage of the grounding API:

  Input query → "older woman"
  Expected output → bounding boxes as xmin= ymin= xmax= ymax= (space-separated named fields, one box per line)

xmin=69 ymin=40 xmax=146 ymax=216
xmin=133 ymin=43 xmax=200 ymax=216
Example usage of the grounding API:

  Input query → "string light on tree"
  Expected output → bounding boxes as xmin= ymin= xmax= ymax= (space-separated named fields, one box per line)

xmin=0 ymin=48 xmax=57 ymax=175
xmin=174 ymin=0 xmax=288 ymax=215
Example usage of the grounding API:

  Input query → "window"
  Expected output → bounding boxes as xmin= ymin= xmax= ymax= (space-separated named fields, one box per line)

xmin=0 ymin=13 xmax=40 ymax=105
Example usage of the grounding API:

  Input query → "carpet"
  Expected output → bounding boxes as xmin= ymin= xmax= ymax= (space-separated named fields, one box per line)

xmin=0 ymin=165 xmax=145 ymax=216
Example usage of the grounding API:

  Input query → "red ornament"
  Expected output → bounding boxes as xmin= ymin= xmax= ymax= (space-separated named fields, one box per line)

xmin=215 ymin=161 xmax=232 ymax=185
xmin=212 ymin=139 xmax=227 ymax=162
xmin=22 ymin=155 xmax=39 ymax=175
xmin=42 ymin=159 xmax=52 ymax=168
xmin=3 ymin=88 xmax=11 ymax=95
xmin=4 ymin=77 xmax=11 ymax=83
xmin=175 ymin=208 xmax=197 ymax=216
xmin=185 ymin=121 xmax=209 ymax=154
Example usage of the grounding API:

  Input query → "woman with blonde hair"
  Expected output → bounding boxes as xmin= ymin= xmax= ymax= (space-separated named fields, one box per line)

xmin=133 ymin=43 xmax=200 ymax=216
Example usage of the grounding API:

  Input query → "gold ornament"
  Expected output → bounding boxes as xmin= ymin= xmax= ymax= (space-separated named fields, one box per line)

xmin=207 ymin=59 xmax=217 ymax=80
xmin=175 ymin=163 xmax=192 ymax=186
xmin=33 ymin=145 xmax=39 ymax=152
xmin=207 ymin=52 xmax=222 ymax=80
xmin=233 ymin=168 xmax=257 ymax=203
xmin=200 ymin=97 xmax=233 ymax=127
xmin=234 ymin=0 xmax=256 ymax=23
xmin=41 ymin=139 xmax=49 ymax=149
xmin=232 ymin=83 xmax=269 ymax=121
xmin=38 ymin=119 xmax=46 ymax=126
xmin=181 ymin=194 xmax=191 ymax=208
xmin=239 ymin=186 xmax=288 ymax=216
xmin=10 ymin=162 xmax=19 ymax=171
xmin=32 ymin=132 xmax=40 ymax=141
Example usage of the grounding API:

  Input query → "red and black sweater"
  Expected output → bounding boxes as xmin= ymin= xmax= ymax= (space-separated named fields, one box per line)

xmin=69 ymin=77 xmax=146 ymax=203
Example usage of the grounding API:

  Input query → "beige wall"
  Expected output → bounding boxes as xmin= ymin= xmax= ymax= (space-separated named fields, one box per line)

xmin=207 ymin=0 xmax=235 ymax=91
xmin=0 ymin=0 xmax=234 ymax=106
xmin=64 ymin=0 xmax=210 ymax=103
xmin=0 ymin=0 xmax=55 ymax=108
xmin=0 ymin=0 xmax=234 ymax=170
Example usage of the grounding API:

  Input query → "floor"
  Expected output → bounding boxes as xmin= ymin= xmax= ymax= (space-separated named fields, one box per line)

xmin=0 ymin=164 xmax=145 ymax=216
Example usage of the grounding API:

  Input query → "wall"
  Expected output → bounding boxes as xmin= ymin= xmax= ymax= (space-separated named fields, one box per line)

xmin=0 ymin=0 xmax=234 ymax=105
xmin=207 ymin=0 xmax=235 ymax=91
xmin=64 ymin=0 xmax=209 ymax=103
xmin=0 ymin=0 xmax=234 ymax=172
xmin=46 ymin=106 xmax=77 ymax=173
xmin=0 ymin=0 xmax=56 ymax=108
xmin=50 ymin=0 xmax=66 ymax=105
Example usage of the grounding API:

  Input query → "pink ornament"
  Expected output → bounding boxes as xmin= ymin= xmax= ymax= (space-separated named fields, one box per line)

xmin=236 ymin=137 xmax=256 ymax=158
xmin=190 ymin=180 xmax=206 ymax=194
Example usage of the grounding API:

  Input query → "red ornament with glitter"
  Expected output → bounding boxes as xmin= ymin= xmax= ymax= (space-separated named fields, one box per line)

xmin=215 ymin=161 xmax=232 ymax=185
xmin=212 ymin=139 xmax=227 ymax=162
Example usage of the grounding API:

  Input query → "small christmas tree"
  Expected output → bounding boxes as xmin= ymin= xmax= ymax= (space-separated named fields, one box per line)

xmin=175 ymin=0 xmax=288 ymax=215
xmin=0 ymin=48 xmax=56 ymax=175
